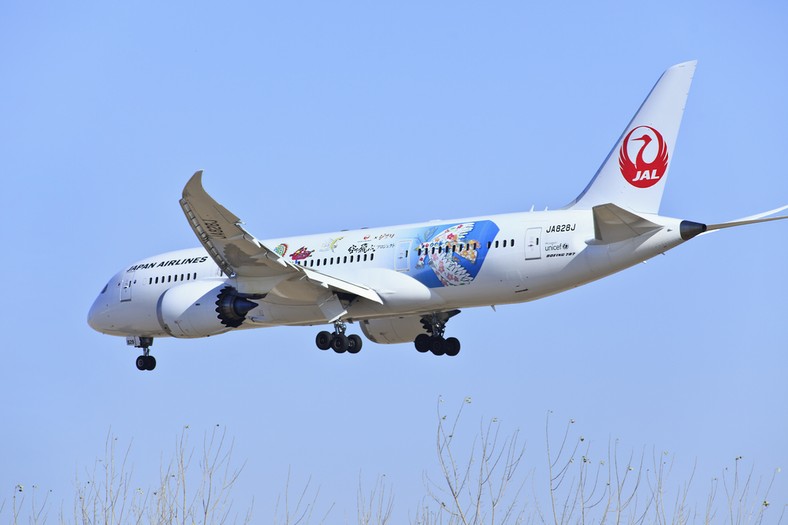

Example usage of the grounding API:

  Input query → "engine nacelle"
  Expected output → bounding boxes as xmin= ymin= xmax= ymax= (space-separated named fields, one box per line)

xmin=157 ymin=281 xmax=259 ymax=338
xmin=360 ymin=315 xmax=426 ymax=344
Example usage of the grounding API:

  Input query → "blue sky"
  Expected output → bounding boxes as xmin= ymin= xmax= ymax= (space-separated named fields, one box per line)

xmin=1 ymin=1 xmax=786 ymax=522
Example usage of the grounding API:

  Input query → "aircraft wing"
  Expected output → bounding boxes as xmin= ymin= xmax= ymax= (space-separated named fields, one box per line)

xmin=704 ymin=204 xmax=788 ymax=232
xmin=180 ymin=171 xmax=383 ymax=304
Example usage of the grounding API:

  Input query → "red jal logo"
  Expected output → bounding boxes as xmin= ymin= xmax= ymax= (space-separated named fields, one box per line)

xmin=619 ymin=126 xmax=669 ymax=188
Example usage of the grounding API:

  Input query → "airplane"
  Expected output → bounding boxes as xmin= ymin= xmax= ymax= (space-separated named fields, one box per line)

xmin=88 ymin=60 xmax=788 ymax=371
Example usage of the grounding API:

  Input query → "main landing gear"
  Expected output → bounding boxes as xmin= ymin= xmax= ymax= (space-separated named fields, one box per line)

xmin=128 ymin=336 xmax=156 ymax=371
xmin=414 ymin=311 xmax=461 ymax=357
xmin=315 ymin=321 xmax=363 ymax=354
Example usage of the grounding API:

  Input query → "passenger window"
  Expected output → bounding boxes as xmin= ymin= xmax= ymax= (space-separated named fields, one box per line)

xmin=371 ymin=253 xmax=375 ymax=261
xmin=487 ymin=241 xmax=491 ymax=249
xmin=363 ymin=254 xmax=368 ymax=261
xmin=503 ymin=240 xmax=507 ymax=248
xmin=511 ymin=239 xmax=515 ymax=247
xmin=495 ymin=240 xmax=499 ymax=248
xmin=344 ymin=256 xmax=348 ymax=263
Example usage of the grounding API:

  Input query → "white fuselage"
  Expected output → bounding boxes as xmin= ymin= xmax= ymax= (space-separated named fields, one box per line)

xmin=88 ymin=209 xmax=686 ymax=339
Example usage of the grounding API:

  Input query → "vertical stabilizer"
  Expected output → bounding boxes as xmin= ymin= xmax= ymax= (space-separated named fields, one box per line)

xmin=567 ymin=61 xmax=696 ymax=214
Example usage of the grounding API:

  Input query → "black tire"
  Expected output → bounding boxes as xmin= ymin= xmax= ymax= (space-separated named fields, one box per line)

xmin=347 ymin=334 xmax=363 ymax=354
xmin=414 ymin=334 xmax=431 ymax=353
xmin=316 ymin=331 xmax=333 ymax=350
xmin=145 ymin=355 xmax=157 ymax=370
xmin=135 ymin=355 xmax=147 ymax=371
xmin=444 ymin=337 xmax=461 ymax=357
xmin=430 ymin=336 xmax=447 ymax=356
xmin=331 ymin=333 xmax=349 ymax=353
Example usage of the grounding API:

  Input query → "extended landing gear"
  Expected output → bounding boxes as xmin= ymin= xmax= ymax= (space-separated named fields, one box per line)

xmin=315 ymin=322 xmax=362 ymax=354
xmin=128 ymin=336 xmax=156 ymax=371
xmin=415 ymin=311 xmax=461 ymax=357
xmin=135 ymin=354 xmax=156 ymax=371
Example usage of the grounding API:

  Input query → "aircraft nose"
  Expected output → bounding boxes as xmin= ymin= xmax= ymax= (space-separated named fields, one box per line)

xmin=87 ymin=295 xmax=110 ymax=333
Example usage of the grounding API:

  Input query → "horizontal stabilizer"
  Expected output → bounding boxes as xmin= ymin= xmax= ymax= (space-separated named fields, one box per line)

xmin=590 ymin=203 xmax=662 ymax=244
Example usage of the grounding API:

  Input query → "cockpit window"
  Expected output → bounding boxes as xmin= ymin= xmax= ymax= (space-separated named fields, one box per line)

xmin=101 ymin=283 xmax=109 ymax=294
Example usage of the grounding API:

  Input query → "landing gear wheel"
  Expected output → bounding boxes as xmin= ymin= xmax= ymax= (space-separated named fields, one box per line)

xmin=417 ymin=311 xmax=462 ymax=356
xmin=347 ymin=334 xmax=362 ymax=354
xmin=316 ymin=320 xmax=363 ymax=355
xmin=430 ymin=336 xmax=447 ymax=356
xmin=136 ymin=355 xmax=156 ymax=371
xmin=316 ymin=331 xmax=333 ymax=350
xmin=131 ymin=337 xmax=155 ymax=371
xmin=415 ymin=334 xmax=431 ymax=353
xmin=444 ymin=337 xmax=461 ymax=357
xmin=331 ymin=333 xmax=349 ymax=353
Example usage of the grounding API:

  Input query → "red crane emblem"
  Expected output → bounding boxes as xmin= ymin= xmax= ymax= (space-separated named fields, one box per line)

xmin=619 ymin=126 xmax=669 ymax=188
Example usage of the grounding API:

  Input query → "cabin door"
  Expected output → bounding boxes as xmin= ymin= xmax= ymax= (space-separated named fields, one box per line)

xmin=120 ymin=272 xmax=135 ymax=302
xmin=395 ymin=240 xmax=412 ymax=271
xmin=525 ymin=228 xmax=542 ymax=260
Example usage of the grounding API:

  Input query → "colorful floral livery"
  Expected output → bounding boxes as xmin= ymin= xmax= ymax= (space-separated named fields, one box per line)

xmin=411 ymin=220 xmax=499 ymax=288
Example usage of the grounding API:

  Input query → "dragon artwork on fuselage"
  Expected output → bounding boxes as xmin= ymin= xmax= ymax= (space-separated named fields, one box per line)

xmin=410 ymin=220 xmax=499 ymax=287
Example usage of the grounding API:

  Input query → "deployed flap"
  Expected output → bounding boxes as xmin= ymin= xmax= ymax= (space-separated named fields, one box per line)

xmin=590 ymin=203 xmax=662 ymax=244
xmin=300 ymin=267 xmax=384 ymax=304
xmin=180 ymin=171 xmax=383 ymax=304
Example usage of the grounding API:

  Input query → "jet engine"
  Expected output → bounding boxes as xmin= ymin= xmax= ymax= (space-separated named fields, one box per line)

xmin=157 ymin=281 xmax=260 ymax=338
xmin=360 ymin=315 xmax=426 ymax=344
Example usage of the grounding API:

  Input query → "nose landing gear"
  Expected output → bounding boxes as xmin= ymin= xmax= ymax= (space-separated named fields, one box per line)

xmin=128 ymin=336 xmax=156 ymax=371
xmin=315 ymin=321 xmax=363 ymax=354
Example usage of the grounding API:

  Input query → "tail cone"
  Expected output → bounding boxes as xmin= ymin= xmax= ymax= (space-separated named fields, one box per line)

xmin=680 ymin=220 xmax=707 ymax=240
